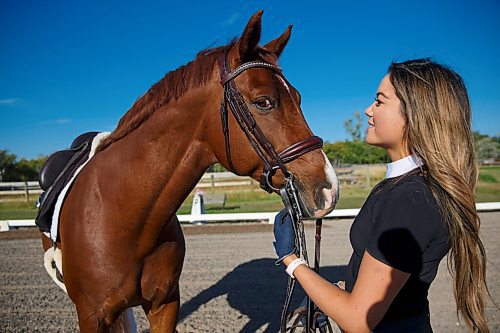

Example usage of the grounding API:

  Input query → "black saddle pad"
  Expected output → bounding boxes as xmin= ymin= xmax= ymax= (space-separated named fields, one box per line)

xmin=35 ymin=132 xmax=99 ymax=233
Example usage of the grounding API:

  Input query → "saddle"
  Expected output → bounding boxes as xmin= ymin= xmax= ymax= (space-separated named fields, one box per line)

xmin=35 ymin=132 xmax=100 ymax=233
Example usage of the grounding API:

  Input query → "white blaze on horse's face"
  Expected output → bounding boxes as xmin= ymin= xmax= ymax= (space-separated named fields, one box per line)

xmin=273 ymin=71 xmax=339 ymax=218
xmin=314 ymin=152 xmax=339 ymax=217
xmin=286 ymin=150 xmax=339 ymax=219
xmin=276 ymin=76 xmax=291 ymax=96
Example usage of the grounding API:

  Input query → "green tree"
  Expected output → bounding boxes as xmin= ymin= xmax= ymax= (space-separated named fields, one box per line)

xmin=15 ymin=157 xmax=47 ymax=181
xmin=0 ymin=150 xmax=47 ymax=181
xmin=473 ymin=131 xmax=500 ymax=163
xmin=324 ymin=112 xmax=389 ymax=165
xmin=324 ymin=141 xmax=389 ymax=165
xmin=0 ymin=150 xmax=18 ymax=181
xmin=476 ymin=136 xmax=500 ymax=163
xmin=343 ymin=111 xmax=363 ymax=141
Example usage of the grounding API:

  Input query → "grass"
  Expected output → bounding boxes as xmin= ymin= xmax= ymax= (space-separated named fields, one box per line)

xmin=479 ymin=174 xmax=497 ymax=183
xmin=0 ymin=200 xmax=38 ymax=220
xmin=475 ymin=166 xmax=500 ymax=202
xmin=176 ymin=186 xmax=284 ymax=214
xmin=478 ymin=165 xmax=499 ymax=182
xmin=1 ymin=166 xmax=499 ymax=220
xmin=335 ymin=187 xmax=372 ymax=209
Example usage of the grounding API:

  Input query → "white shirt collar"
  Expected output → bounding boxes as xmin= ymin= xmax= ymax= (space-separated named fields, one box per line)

xmin=386 ymin=155 xmax=424 ymax=179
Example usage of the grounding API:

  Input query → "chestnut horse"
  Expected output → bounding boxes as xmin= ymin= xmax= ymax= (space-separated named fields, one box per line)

xmin=40 ymin=11 xmax=339 ymax=332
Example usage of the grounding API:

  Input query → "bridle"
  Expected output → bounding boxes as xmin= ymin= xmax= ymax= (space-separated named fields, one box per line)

xmin=218 ymin=49 xmax=333 ymax=332
xmin=218 ymin=49 xmax=323 ymax=194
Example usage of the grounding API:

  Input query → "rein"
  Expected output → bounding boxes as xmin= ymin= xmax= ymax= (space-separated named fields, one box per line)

xmin=281 ymin=184 xmax=332 ymax=333
xmin=218 ymin=50 xmax=333 ymax=332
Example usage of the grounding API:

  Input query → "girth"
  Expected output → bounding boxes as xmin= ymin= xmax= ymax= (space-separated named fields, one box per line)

xmin=218 ymin=50 xmax=323 ymax=193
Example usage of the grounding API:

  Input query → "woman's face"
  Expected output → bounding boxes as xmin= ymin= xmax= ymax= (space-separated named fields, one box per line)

xmin=364 ymin=74 xmax=408 ymax=160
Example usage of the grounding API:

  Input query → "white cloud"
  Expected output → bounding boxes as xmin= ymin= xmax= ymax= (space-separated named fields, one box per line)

xmin=221 ymin=13 xmax=239 ymax=27
xmin=38 ymin=119 xmax=71 ymax=125
xmin=0 ymin=98 xmax=19 ymax=105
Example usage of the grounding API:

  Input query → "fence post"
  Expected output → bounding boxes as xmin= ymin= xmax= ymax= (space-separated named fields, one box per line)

xmin=191 ymin=189 xmax=206 ymax=224
xmin=211 ymin=174 xmax=215 ymax=189
xmin=365 ymin=164 xmax=371 ymax=189
xmin=24 ymin=181 xmax=30 ymax=203
xmin=0 ymin=221 xmax=10 ymax=232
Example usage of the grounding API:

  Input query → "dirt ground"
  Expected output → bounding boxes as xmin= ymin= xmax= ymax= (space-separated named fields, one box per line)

xmin=0 ymin=213 xmax=499 ymax=332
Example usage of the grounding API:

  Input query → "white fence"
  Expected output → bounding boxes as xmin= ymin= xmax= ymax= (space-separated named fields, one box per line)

xmin=1 ymin=202 xmax=499 ymax=232
xmin=0 ymin=181 xmax=43 ymax=198
xmin=0 ymin=173 xmax=253 ymax=199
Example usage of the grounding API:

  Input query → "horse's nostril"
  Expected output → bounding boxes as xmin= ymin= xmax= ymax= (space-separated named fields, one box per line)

xmin=314 ymin=182 xmax=333 ymax=210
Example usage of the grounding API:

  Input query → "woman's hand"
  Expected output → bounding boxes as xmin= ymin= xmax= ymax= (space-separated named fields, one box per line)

xmin=273 ymin=209 xmax=296 ymax=264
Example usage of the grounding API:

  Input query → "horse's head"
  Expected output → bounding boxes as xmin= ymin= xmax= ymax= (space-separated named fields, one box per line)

xmin=209 ymin=11 xmax=339 ymax=219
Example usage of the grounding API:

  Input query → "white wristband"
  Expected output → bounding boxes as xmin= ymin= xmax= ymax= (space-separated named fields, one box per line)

xmin=285 ymin=258 xmax=308 ymax=279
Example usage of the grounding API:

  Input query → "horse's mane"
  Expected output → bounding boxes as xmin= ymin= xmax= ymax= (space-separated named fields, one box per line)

xmin=96 ymin=39 xmax=277 ymax=153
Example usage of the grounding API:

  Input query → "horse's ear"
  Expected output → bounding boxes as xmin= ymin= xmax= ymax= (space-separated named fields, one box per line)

xmin=237 ymin=10 xmax=263 ymax=62
xmin=263 ymin=25 xmax=292 ymax=59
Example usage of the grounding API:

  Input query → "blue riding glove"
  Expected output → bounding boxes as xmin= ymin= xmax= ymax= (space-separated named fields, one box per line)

xmin=273 ymin=209 xmax=296 ymax=264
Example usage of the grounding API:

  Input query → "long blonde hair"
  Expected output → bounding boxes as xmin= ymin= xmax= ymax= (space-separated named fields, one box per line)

xmin=389 ymin=59 xmax=490 ymax=332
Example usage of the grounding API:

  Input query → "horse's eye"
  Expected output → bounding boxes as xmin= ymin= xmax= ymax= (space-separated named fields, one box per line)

xmin=253 ymin=97 xmax=274 ymax=111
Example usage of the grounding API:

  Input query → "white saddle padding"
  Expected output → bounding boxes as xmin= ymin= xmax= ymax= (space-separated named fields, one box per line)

xmin=46 ymin=132 xmax=110 ymax=242
xmin=43 ymin=247 xmax=67 ymax=293
xmin=43 ymin=247 xmax=137 ymax=332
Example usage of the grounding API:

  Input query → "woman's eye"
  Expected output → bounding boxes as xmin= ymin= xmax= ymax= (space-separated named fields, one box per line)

xmin=253 ymin=98 xmax=274 ymax=111
xmin=374 ymin=98 xmax=382 ymax=107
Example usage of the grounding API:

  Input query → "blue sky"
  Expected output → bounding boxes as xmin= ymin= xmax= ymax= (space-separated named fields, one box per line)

xmin=1 ymin=0 xmax=499 ymax=159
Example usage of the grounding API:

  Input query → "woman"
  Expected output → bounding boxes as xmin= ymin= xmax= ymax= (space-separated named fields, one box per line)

xmin=273 ymin=59 xmax=490 ymax=332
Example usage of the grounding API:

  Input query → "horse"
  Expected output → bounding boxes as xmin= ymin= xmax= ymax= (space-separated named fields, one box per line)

xmin=39 ymin=10 xmax=339 ymax=332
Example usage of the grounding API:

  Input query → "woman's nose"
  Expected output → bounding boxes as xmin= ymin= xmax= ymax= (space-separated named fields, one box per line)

xmin=365 ymin=104 xmax=373 ymax=117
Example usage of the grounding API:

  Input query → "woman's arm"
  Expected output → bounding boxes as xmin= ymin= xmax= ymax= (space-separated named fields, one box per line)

xmin=284 ymin=251 xmax=410 ymax=333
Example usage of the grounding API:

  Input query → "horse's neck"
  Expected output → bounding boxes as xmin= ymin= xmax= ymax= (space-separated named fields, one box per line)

xmin=100 ymin=87 xmax=217 ymax=225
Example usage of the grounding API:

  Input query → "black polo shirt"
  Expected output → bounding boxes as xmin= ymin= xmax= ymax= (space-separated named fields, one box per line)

xmin=345 ymin=171 xmax=450 ymax=322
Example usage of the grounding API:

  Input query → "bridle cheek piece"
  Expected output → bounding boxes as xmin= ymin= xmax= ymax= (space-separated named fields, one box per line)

xmin=219 ymin=49 xmax=332 ymax=332
xmin=218 ymin=50 xmax=323 ymax=193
